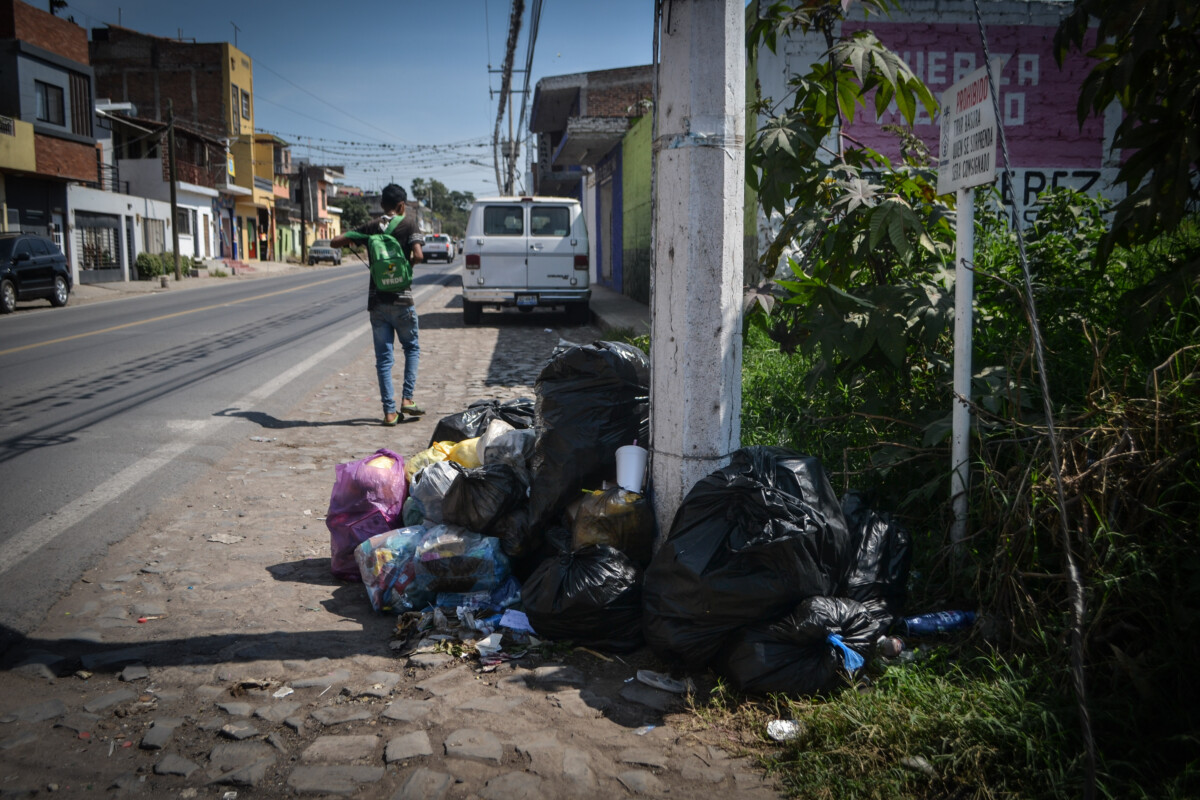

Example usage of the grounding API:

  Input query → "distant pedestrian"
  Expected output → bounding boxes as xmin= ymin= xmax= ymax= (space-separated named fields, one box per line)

xmin=331 ymin=183 xmax=426 ymax=426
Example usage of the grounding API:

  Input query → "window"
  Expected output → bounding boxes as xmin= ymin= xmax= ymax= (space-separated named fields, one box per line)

xmin=530 ymin=207 xmax=570 ymax=236
xmin=483 ymin=206 xmax=524 ymax=236
xmin=231 ymin=84 xmax=240 ymax=120
xmin=241 ymin=89 xmax=251 ymax=120
xmin=176 ymin=208 xmax=193 ymax=236
xmin=28 ymin=237 xmax=50 ymax=256
xmin=35 ymin=81 xmax=64 ymax=125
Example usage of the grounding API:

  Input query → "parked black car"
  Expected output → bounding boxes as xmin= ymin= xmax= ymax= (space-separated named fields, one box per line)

xmin=0 ymin=232 xmax=72 ymax=313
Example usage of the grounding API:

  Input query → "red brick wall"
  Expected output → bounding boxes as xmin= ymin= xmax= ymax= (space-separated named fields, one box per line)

xmin=35 ymin=133 xmax=95 ymax=181
xmin=91 ymin=30 xmax=228 ymax=130
xmin=586 ymin=83 xmax=652 ymax=118
xmin=1 ymin=0 xmax=89 ymax=63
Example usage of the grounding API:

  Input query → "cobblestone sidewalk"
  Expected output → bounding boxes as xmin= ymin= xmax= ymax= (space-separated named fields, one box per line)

xmin=0 ymin=281 xmax=779 ymax=799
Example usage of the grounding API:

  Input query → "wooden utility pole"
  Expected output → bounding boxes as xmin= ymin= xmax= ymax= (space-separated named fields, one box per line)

xmin=167 ymin=99 xmax=182 ymax=281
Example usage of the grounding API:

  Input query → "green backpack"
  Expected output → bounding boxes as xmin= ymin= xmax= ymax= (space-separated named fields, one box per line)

xmin=345 ymin=214 xmax=412 ymax=292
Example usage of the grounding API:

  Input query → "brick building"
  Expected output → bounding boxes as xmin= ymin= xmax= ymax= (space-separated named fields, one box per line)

xmin=0 ymin=0 xmax=96 ymax=246
xmin=90 ymin=25 xmax=274 ymax=262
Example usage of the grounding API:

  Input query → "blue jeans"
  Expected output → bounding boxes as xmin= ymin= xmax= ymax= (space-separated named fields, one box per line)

xmin=369 ymin=303 xmax=420 ymax=415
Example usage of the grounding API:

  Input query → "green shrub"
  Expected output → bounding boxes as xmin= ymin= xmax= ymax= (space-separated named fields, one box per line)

xmin=135 ymin=251 xmax=162 ymax=280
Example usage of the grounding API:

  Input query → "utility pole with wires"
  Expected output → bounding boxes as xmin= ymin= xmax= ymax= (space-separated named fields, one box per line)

xmin=491 ymin=0 xmax=524 ymax=195
xmin=167 ymin=99 xmax=182 ymax=282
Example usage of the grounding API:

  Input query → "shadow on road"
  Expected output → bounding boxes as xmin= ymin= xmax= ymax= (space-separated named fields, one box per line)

xmin=213 ymin=408 xmax=401 ymax=428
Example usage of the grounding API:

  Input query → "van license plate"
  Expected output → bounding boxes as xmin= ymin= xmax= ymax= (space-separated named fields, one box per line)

xmin=516 ymin=294 xmax=538 ymax=307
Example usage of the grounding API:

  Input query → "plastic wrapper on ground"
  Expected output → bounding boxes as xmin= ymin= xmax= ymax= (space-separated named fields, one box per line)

xmin=408 ymin=460 xmax=464 ymax=526
xmin=717 ymin=596 xmax=882 ymax=696
xmin=571 ymin=487 xmax=655 ymax=566
xmin=526 ymin=341 xmax=650 ymax=532
xmin=442 ymin=463 xmax=527 ymax=535
xmin=326 ymin=448 xmax=408 ymax=581
xmin=354 ymin=527 xmax=425 ymax=612
xmin=641 ymin=446 xmax=853 ymax=668
xmin=842 ymin=492 xmax=912 ymax=628
xmin=522 ymin=544 xmax=644 ymax=653
xmin=428 ymin=397 xmax=536 ymax=446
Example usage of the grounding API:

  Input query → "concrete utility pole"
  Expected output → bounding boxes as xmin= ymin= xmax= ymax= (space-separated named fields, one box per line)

xmin=167 ymin=99 xmax=182 ymax=282
xmin=649 ymin=0 xmax=746 ymax=542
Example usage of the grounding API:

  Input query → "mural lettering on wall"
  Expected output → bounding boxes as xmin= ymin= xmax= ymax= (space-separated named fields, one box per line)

xmin=841 ymin=22 xmax=1112 ymax=196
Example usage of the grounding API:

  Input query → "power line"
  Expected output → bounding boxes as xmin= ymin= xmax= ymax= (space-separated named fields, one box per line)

xmin=252 ymin=58 xmax=409 ymax=146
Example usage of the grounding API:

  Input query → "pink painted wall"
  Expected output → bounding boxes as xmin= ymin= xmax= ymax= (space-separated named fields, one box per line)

xmin=841 ymin=22 xmax=1103 ymax=168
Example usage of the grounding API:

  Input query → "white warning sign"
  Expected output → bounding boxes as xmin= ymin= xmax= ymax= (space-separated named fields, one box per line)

xmin=937 ymin=64 xmax=997 ymax=195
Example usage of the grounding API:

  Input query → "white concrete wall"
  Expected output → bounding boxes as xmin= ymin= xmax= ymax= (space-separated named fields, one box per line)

xmin=66 ymin=184 xmax=172 ymax=284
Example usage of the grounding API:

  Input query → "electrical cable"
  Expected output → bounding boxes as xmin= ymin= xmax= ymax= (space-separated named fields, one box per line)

xmin=970 ymin=2 xmax=1096 ymax=796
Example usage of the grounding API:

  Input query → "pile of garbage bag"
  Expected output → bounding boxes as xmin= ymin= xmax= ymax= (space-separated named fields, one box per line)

xmin=324 ymin=343 xmax=911 ymax=696
xmin=642 ymin=446 xmax=912 ymax=695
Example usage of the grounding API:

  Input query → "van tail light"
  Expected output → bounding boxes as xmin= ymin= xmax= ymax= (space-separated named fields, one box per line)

xmin=465 ymin=254 xmax=481 ymax=269
xmin=573 ymin=255 xmax=588 ymax=270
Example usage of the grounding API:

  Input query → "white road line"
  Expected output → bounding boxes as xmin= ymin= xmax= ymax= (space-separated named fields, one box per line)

xmin=0 ymin=323 xmax=368 ymax=576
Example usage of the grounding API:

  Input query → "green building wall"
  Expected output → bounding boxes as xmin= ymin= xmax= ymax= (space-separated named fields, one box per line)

xmin=621 ymin=114 xmax=652 ymax=305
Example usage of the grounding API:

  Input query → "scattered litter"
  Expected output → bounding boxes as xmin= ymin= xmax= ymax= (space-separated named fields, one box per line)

xmin=249 ymin=436 xmax=276 ymax=442
xmin=574 ymin=647 xmax=613 ymax=663
xmin=136 ymin=615 xmax=166 ymax=623
xmin=108 ymin=740 xmax=114 ymax=756
xmin=475 ymin=633 xmax=504 ymax=658
xmin=78 ymin=731 xmax=91 ymax=740
xmin=75 ymin=670 xmax=92 ymax=680
xmin=635 ymin=669 xmax=691 ymax=694
xmin=121 ymin=740 xmax=133 ymax=749
xmin=499 ymin=609 xmax=536 ymax=634
xmin=634 ymin=725 xmax=656 ymax=736
xmin=900 ymin=755 xmax=936 ymax=777
xmin=767 ymin=719 xmax=804 ymax=742
xmin=272 ymin=687 xmax=294 ymax=698
xmin=207 ymin=534 xmax=243 ymax=544
xmin=222 ymin=792 xmax=239 ymax=800
xmin=624 ymin=676 xmax=635 ymax=683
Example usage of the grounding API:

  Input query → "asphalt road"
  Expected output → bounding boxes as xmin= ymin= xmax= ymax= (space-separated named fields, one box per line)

xmin=0 ymin=261 xmax=462 ymax=643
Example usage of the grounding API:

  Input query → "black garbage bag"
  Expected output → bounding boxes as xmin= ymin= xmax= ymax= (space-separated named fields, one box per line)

xmin=493 ymin=506 xmax=536 ymax=559
xmin=842 ymin=492 xmax=912 ymax=628
xmin=717 ymin=596 xmax=882 ymax=696
xmin=522 ymin=544 xmax=644 ymax=653
xmin=571 ymin=487 xmax=655 ymax=567
xmin=642 ymin=446 xmax=853 ymax=669
xmin=442 ymin=463 xmax=527 ymax=535
xmin=429 ymin=398 xmax=536 ymax=447
xmin=527 ymin=341 xmax=649 ymax=531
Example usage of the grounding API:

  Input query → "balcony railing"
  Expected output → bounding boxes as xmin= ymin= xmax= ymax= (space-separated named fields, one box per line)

xmin=0 ymin=115 xmax=14 ymax=136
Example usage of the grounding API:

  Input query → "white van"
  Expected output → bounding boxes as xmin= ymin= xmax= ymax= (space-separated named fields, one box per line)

xmin=461 ymin=196 xmax=590 ymax=325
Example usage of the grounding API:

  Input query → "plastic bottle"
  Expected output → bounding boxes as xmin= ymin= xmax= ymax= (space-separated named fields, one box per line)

xmin=901 ymin=610 xmax=976 ymax=636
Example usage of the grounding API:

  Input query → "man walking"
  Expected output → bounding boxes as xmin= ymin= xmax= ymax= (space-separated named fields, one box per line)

xmin=332 ymin=184 xmax=426 ymax=426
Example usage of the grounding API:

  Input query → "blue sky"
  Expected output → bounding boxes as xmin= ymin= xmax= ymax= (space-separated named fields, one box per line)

xmin=61 ymin=0 xmax=656 ymax=198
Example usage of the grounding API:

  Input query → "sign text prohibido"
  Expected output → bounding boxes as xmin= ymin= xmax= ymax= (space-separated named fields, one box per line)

xmin=939 ymin=63 xmax=998 ymax=548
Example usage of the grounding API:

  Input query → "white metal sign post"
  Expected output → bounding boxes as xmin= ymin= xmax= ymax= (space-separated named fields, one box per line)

xmin=937 ymin=64 xmax=997 ymax=546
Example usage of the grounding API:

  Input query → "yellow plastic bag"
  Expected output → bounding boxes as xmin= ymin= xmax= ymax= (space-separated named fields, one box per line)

xmin=405 ymin=441 xmax=454 ymax=480
xmin=447 ymin=437 xmax=483 ymax=469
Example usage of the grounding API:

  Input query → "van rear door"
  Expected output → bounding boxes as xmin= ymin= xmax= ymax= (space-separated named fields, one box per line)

xmin=478 ymin=203 xmax=527 ymax=287
xmin=526 ymin=204 xmax=581 ymax=289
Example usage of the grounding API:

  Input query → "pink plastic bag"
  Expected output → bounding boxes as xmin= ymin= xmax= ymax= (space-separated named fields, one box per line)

xmin=326 ymin=448 xmax=407 ymax=580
